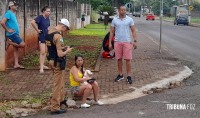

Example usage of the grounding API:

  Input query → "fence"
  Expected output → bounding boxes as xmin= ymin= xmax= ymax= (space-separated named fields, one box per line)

xmin=0 ymin=0 xmax=91 ymax=71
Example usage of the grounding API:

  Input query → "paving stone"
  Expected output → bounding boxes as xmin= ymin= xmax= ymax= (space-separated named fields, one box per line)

xmin=0 ymin=33 xmax=185 ymax=100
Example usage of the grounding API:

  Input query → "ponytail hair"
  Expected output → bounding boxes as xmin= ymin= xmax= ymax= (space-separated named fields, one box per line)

xmin=75 ymin=54 xmax=84 ymax=76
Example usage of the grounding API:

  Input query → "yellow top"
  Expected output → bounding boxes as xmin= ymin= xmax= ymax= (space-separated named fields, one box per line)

xmin=69 ymin=70 xmax=83 ymax=86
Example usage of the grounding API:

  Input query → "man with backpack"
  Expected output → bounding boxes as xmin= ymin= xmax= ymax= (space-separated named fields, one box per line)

xmin=45 ymin=18 xmax=72 ymax=115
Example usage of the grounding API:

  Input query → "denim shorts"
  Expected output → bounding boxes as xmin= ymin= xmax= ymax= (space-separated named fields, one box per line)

xmin=70 ymin=86 xmax=80 ymax=95
xmin=7 ymin=33 xmax=22 ymax=44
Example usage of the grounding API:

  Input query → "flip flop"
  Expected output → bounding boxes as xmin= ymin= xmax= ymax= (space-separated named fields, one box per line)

xmin=14 ymin=65 xmax=25 ymax=69
xmin=43 ymin=65 xmax=49 ymax=70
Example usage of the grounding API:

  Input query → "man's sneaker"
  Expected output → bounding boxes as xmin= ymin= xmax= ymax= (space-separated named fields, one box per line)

xmin=93 ymin=100 xmax=104 ymax=106
xmin=51 ymin=109 xmax=66 ymax=115
xmin=127 ymin=76 xmax=133 ymax=84
xmin=81 ymin=103 xmax=90 ymax=108
xmin=115 ymin=74 xmax=124 ymax=82
xmin=60 ymin=100 xmax=67 ymax=107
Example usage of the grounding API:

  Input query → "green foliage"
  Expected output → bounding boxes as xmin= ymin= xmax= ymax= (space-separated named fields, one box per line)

xmin=90 ymin=0 xmax=112 ymax=10
xmin=97 ymin=5 xmax=116 ymax=16
xmin=192 ymin=1 xmax=200 ymax=11
xmin=150 ymin=0 xmax=178 ymax=15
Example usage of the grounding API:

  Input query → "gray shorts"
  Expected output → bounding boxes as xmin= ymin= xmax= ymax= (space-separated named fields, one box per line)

xmin=70 ymin=86 xmax=80 ymax=95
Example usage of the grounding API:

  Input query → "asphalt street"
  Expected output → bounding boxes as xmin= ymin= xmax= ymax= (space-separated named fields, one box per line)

xmin=135 ymin=17 xmax=200 ymax=66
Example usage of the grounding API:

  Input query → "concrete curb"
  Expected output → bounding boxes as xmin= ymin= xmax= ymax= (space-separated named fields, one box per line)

xmin=101 ymin=66 xmax=193 ymax=104
xmin=93 ymin=48 xmax=103 ymax=72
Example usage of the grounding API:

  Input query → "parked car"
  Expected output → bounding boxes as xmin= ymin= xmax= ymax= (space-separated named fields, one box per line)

xmin=146 ymin=13 xmax=155 ymax=20
xmin=174 ymin=15 xmax=189 ymax=25
xmin=135 ymin=12 xmax=141 ymax=17
xmin=98 ymin=14 xmax=116 ymax=22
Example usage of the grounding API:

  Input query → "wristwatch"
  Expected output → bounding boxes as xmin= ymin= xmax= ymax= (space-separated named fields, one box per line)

xmin=134 ymin=40 xmax=137 ymax=42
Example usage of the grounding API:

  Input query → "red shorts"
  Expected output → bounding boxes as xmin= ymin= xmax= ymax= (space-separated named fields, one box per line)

xmin=114 ymin=42 xmax=133 ymax=60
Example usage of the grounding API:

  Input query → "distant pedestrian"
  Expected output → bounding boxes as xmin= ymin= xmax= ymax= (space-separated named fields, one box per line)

xmin=46 ymin=18 xmax=72 ymax=115
xmin=81 ymin=13 xmax=85 ymax=28
xmin=0 ymin=1 xmax=25 ymax=69
xmin=109 ymin=5 xmax=137 ymax=84
xmin=31 ymin=6 xmax=51 ymax=73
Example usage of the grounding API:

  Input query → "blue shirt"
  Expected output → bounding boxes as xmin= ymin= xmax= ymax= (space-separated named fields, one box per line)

xmin=34 ymin=15 xmax=50 ymax=40
xmin=111 ymin=15 xmax=134 ymax=42
xmin=4 ymin=10 xmax=19 ymax=36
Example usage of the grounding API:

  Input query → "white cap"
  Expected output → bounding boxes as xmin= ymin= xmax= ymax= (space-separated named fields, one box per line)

xmin=8 ymin=1 xmax=17 ymax=7
xmin=59 ymin=18 xmax=70 ymax=29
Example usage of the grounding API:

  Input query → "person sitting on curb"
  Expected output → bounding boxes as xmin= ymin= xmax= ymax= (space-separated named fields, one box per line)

xmin=69 ymin=54 xmax=104 ymax=108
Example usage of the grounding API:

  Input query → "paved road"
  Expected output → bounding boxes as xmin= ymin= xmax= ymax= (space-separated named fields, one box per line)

xmin=32 ymin=86 xmax=200 ymax=118
xmin=135 ymin=17 xmax=200 ymax=66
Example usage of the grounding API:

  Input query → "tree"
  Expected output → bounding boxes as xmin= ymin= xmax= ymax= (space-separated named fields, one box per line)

xmin=192 ymin=1 xmax=200 ymax=11
xmin=97 ymin=5 xmax=116 ymax=16
xmin=148 ymin=0 xmax=179 ymax=16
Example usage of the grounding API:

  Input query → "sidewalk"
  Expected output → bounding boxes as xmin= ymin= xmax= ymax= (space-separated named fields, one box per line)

xmin=0 ymin=32 xmax=192 ymax=102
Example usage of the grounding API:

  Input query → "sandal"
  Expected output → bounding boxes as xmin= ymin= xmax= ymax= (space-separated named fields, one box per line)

xmin=14 ymin=65 xmax=25 ymax=69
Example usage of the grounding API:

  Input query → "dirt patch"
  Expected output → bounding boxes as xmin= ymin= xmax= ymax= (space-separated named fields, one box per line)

xmin=76 ymin=45 xmax=96 ymax=51
xmin=66 ymin=35 xmax=101 ymax=40
xmin=18 ymin=35 xmax=103 ymax=70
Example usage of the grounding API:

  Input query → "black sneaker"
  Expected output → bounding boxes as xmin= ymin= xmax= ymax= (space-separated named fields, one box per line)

xmin=60 ymin=100 xmax=67 ymax=107
xmin=115 ymin=74 xmax=124 ymax=82
xmin=127 ymin=76 xmax=133 ymax=84
xmin=51 ymin=109 xmax=66 ymax=115
xmin=60 ymin=100 xmax=68 ymax=110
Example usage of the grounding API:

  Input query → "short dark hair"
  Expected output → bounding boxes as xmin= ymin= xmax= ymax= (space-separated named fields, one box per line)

xmin=118 ymin=5 xmax=125 ymax=10
xmin=41 ymin=6 xmax=50 ymax=13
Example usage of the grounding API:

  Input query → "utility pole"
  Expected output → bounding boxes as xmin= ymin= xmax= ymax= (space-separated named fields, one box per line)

xmin=159 ymin=0 xmax=163 ymax=53
xmin=188 ymin=0 xmax=191 ymax=24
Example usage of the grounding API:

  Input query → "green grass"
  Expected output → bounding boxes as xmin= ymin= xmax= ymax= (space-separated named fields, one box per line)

xmin=191 ymin=18 xmax=200 ymax=23
xmin=163 ymin=17 xmax=175 ymax=21
xmin=65 ymin=23 xmax=107 ymax=70
xmin=69 ymin=23 xmax=108 ymax=38
xmin=85 ymin=23 xmax=110 ymax=29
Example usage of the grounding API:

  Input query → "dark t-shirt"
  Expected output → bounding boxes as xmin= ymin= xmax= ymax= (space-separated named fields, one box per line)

xmin=34 ymin=15 xmax=50 ymax=41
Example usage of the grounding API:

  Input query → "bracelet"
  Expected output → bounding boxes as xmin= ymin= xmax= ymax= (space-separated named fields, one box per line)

xmin=134 ymin=40 xmax=137 ymax=42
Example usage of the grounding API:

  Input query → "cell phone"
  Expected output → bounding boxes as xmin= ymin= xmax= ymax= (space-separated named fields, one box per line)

xmin=87 ymin=78 xmax=96 ymax=83
xmin=40 ymin=30 xmax=43 ymax=34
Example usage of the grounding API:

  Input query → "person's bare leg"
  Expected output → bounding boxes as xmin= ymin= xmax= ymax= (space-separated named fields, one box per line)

xmin=39 ymin=43 xmax=46 ymax=73
xmin=91 ymin=82 xmax=99 ymax=101
xmin=76 ymin=85 xmax=92 ymax=104
xmin=13 ymin=47 xmax=19 ymax=67
xmin=81 ymin=21 xmax=83 ymax=28
xmin=126 ymin=60 xmax=132 ymax=76
xmin=18 ymin=42 xmax=25 ymax=48
xmin=117 ymin=59 xmax=123 ymax=75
